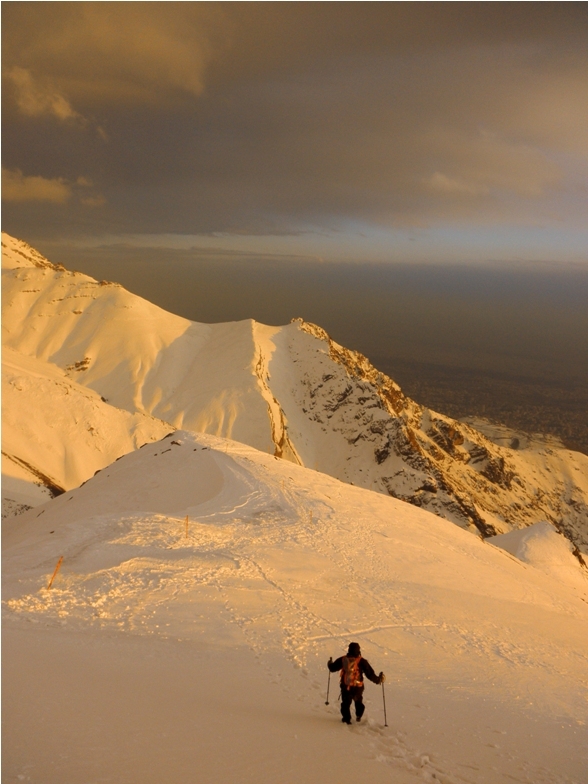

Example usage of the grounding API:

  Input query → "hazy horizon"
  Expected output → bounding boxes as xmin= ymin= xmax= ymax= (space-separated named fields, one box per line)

xmin=38 ymin=241 xmax=587 ymax=376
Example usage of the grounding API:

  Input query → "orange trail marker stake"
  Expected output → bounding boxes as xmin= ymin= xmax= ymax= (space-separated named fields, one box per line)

xmin=185 ymin=515 xmax=189 ymax=539
xmin=47 ymin=556 xmax=64 ymax=590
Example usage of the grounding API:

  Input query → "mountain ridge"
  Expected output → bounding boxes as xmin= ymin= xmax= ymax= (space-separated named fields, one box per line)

xmin=3 ymin=232 xmax=587 ymax=552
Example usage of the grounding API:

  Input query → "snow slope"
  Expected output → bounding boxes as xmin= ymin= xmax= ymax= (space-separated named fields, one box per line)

xmin=3 ymin=232 xmax=588 ymax=552
xmin=2 ymin=346 xmax=171 ymax=516
xmin=3 ymin=430 xmax=587 ymax=783
xmin=488 ymin=521 xmax=588 ymax=592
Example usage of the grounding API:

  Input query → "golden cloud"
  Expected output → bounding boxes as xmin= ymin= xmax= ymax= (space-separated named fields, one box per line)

xmin=2 ymin=4 xmax=586 ymax=233
xmin=3 ymin=4 xmax=227 ymax=109
xmin=2 ymin=168 xmax=71 ymax=203
xmin=5 ymin=66 xmax=81 ymax=121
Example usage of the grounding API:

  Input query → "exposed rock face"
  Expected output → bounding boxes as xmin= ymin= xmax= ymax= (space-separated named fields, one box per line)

xmin=274 ymin=319 xmax=588 ymax=551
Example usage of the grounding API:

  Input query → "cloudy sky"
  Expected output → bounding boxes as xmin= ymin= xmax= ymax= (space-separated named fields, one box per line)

xmin=3 ymin=2 xmax=587 ymax=267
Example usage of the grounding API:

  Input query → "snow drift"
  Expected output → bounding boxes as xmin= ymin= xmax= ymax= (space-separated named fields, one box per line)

xmin=488 ymin=520 xmax=588 ymax=592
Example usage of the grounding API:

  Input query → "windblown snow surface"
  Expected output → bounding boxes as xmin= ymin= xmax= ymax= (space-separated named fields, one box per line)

xmin=3 ymin=232 xmax=588 ymax=549
xmin=3 ymin=431 xmax=588 ymax=784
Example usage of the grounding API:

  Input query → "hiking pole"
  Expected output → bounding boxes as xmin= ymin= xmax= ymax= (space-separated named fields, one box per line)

xmin=381 ymin=681 xmax=388 ymax=727
xmin=325 ymin=671 xmax=331 ymax=705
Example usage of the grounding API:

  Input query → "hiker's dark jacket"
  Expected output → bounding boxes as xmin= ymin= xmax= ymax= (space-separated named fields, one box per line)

xmin=328 ymin=656 xmax=382 ymax=686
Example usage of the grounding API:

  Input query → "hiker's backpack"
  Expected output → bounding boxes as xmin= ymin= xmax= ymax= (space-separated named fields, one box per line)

xmin=341 ymin=656 xmax=363 ymax=688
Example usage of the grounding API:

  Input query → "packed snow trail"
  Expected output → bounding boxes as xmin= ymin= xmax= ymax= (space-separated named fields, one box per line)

xmin=3 ymin=431 xmax=587 ymax=783
xmin=5 ymin=624 xmax=584 ymax=784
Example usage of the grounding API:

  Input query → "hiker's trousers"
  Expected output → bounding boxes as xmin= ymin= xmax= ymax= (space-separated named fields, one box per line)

xmin=340 ymin=685 xmax=365 ymax=722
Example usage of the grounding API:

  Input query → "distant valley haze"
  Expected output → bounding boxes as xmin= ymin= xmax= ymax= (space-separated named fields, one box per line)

xmin=3 ymin=2 xmax=588 ymax=450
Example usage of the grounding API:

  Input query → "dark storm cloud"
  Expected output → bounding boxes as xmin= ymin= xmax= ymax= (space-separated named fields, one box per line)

xmin=2 ymin=2 xmax=587 ymax=238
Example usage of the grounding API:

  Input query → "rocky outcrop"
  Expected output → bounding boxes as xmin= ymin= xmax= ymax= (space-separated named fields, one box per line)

xmin=281 ymin=319 xmax=588 ymax=552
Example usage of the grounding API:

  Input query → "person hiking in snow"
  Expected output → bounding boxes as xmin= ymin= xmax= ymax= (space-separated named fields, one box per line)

xmin=328 ymin=642 xmax=385 ymax=724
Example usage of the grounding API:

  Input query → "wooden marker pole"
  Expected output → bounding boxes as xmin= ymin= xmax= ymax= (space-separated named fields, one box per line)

xmin=185 ymin=515 xmax=189 ymax=539
xmin=47 ymin=556 xmax=64 ymax=590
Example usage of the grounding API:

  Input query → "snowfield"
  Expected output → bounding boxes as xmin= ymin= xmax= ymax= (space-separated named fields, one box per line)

xmin=3 ymin=431 xmax=588 ymax=783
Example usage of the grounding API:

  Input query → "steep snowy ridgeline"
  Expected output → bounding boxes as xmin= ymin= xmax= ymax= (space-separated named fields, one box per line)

xmin=3 ymin=431 xmax=588 ymax=783
xmin=2 ymin=233 xmax=278 ymax=454
xmin=2 ymin=347 xmax=172 ymax=516
xmin=459 ymin=416 xmax=567 ymax=452
xmin=1 ymin=232 xmax=65 ymax=271
xmin=3 ymin=232 xmax=588 ymax=550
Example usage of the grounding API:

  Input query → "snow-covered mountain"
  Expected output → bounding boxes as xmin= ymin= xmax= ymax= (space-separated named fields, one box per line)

xmin=3 ymin=232 xmax=588 ymax=553
xmin=1 ymin=236 xmax=174 ymax=516
xmin=4 ymin=430 xmax=587 ymax=783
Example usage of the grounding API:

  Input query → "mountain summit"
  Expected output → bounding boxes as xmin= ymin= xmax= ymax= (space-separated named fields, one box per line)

xmin=2 ymin=232 xmax=587 ymax=552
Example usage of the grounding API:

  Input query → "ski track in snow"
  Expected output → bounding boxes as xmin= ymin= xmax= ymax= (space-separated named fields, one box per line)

xmin=4 ymin=432 xmax=588 ymax=783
